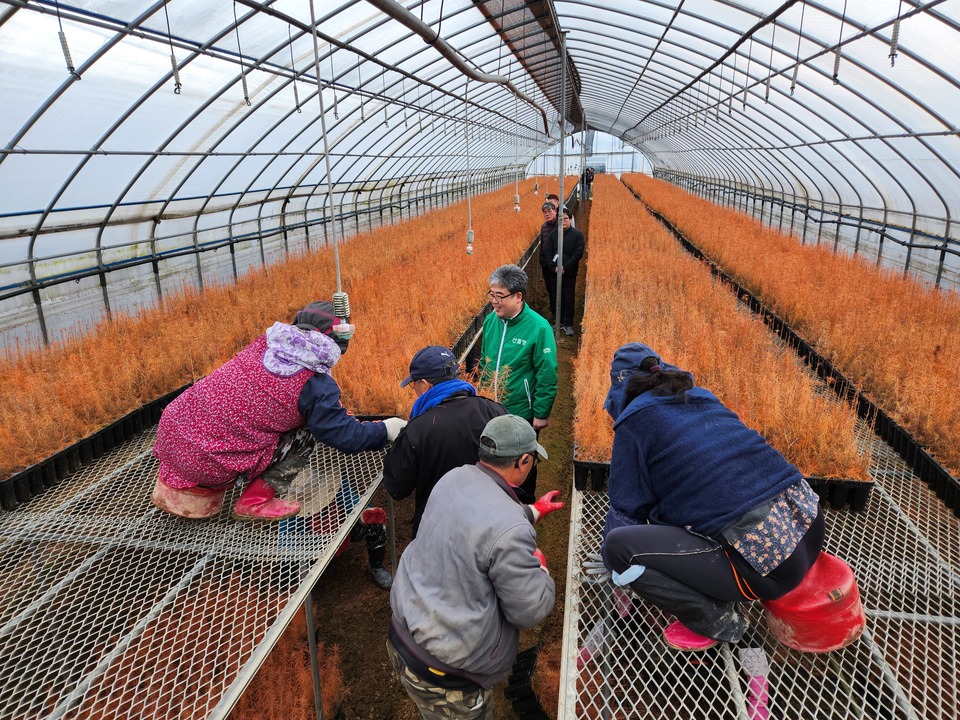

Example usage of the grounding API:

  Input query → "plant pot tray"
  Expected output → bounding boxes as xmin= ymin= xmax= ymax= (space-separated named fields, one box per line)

xmin=573 ymin=455 xmax=873 ymax=513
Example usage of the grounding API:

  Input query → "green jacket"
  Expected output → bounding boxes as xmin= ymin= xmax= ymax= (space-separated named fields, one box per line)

xmin=479 ymin=304 xmax=558 ymax=421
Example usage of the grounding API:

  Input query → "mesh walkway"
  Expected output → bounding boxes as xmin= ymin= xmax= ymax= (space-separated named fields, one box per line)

xmin=560 ymin=416 xmax=960 ymax=719
xmin=0 ymin=428 xmax=385 ymax=720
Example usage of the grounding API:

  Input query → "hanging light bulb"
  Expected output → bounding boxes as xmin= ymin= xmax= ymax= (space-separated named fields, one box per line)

xmin=514 ymin=194 xmax=521 ymax=213
xmin=534 ymin=180 xmax=539 ymax=197
xmin=466 ymin=228 xmax=475 ymax=255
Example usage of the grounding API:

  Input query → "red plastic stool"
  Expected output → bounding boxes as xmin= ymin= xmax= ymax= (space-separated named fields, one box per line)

xmin=761 ymin=551 xmax=866 ymax=653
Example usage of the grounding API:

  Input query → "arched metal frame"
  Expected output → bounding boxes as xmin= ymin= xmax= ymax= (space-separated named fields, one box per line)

xmin=1 ymin=0 xmax=959 ymax=346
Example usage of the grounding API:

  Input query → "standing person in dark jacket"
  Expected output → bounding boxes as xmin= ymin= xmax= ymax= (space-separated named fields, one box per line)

xmin=544 ymin=206 xmax=585 ymax=335
xmin=598 ymin=343 xmax=825 ymax=651
xmin=538 ymin=202 xmax=559 ymax=315
xmin=151 ymin=300 xmax=407 ymax=524
xmin=383 ymin=345 xmax=506 ymax=537
xmin=384 ymin=345 xmax=563 ymax=539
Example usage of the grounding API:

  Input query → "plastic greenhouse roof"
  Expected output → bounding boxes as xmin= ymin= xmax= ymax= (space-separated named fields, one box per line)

xmin=1 ymin=0 xmax=959 ymax=301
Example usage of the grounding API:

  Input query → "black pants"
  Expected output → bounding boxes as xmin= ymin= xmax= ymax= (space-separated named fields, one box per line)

xmin=602 ymin=511 xmax=824 ymax=641
xmin=261 ymin=426 xmax=315 ymax=492
xmin=559 ymin=272 xmax=578 ymax=326
xmin=540 ymin=262 xmax=556 ymax=314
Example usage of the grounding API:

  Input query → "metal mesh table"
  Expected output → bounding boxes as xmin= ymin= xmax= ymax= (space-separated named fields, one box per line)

xmin=0 ymin=428 xmax=386 ymax=720
xmin=560 ymin=418 xmax=960 ymax=719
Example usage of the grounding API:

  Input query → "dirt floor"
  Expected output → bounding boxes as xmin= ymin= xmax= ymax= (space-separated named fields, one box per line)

xmin=296 ymin=198 xmax=589 ymax=719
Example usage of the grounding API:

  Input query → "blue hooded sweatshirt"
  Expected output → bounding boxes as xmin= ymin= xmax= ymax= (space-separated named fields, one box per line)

xmin=602 ymin=343 xmax=802 ymax=539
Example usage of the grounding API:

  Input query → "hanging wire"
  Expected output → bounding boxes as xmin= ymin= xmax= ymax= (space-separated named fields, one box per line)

xmin=833 ymin=0 xmax=848 ymax=85
xmin=513 ymin=85 xmax=520 ymax=212
xmin=232 ymin=1 xmax=251 ymax=106
xmin=288 ymin=25 xmax=301 ymax=112
xmin=436 ymin=0 xmax=445 ymax=38
xmin=357 ymin=56 xmax=365 ymax=121
xmin=729 ymin=49 xmax=737 ymax=113
xmin=53 ymin=0 xmax=81 ymax=80
xmin=329 ymin=48 xmax=339 ymax=119
xmin=497 ymin=0 xmax=505 ymax=77
xmin=765 ymin=19 xmax=777 ymax=103
xmin=716 ymin=62 xmax=724 ymax=120
xmin=791 ymin=2 xmax=806 ymax=96
xmin=464 ymin=81 xmax=474 ymax=254
xmin=403 ymin=77 xmax=408 ymax=128
xmin=381 ymin=71 xmax=389 ymax=126
xmin=743 ymin=34 xmax=754 ymax=109
xmin=890 ymin=0 xmax=903 ymax=67
xmin=308 ymin=0 xmax=344 ymax=296
xmin=418 ymin=84 xmax=424 ymax=132
xmin=163 ymin=3 xmax=181 ymax=93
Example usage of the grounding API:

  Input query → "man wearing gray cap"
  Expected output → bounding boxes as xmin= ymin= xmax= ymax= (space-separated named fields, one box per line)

xmin=387 ymin=415 xmax=560 ymax=719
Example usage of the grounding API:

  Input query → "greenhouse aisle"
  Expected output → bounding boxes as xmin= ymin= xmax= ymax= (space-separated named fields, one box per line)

xmin=307 ymin=200 xmax=589 ymax=719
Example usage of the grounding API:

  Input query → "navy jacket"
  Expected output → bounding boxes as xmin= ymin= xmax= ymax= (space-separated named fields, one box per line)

xmin=606 ymin=388 xmax=802 ymax=539
xmin=297 ymin=372 xmax=388 ymax=453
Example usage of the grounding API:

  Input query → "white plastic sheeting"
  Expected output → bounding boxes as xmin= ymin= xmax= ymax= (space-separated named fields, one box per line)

xmin=1 ymin=0 xmax=958 ymax=347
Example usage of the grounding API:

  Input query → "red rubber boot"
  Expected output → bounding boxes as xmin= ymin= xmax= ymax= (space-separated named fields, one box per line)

xmin=232 ymin=477 xmax=300 ymax=521
xmin=663 ymin=621 xmax=719 ymax=652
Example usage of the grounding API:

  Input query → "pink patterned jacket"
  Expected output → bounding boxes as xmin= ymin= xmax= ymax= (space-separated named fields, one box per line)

xmin=153 ymin=334 xmax=314 ymax=489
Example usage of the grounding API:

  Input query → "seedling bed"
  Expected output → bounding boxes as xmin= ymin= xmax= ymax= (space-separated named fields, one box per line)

xmin=0 ymin=385 xmax=186 ymax=512
xmin=636 ymin=199 xmax=959 ymax=517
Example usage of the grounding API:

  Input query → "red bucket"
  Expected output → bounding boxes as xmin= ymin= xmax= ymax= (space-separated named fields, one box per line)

xmin=761 ymin=551 xmax=866 ymax=653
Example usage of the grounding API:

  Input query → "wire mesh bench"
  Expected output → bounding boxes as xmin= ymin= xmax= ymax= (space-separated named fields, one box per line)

xmin=0 ymin=427 xmax=385 ymax=720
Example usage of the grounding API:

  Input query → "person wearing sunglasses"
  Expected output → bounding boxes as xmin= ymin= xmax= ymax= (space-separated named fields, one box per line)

xmin=478 ymin=264 xmax=558 ymax=503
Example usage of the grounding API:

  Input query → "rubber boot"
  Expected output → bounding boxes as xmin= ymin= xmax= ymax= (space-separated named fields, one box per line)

xmin=232 ymin=477 xmax=300 ymax=521
xmin=663 ymin=620 xmax=719 ymax=651
xmin=362 ymin=515 xmax=393 ymax=590
xmin=152 ymin=474 xmax=226 ymax=519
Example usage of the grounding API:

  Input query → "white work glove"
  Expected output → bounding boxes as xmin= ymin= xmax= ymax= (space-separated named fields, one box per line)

xmin=582 ymin=552 xmax=611 ymax=585
xmin=382 ymin=417 xmax=407 ymax=443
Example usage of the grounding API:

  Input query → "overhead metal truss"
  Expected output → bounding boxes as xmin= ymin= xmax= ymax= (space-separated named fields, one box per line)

xmin=2 ymin=0 xmax=960 ymax=347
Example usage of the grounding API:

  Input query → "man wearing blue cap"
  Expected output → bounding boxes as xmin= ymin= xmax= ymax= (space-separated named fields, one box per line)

xmin=388 ymin=415 xmax=559 ymax=719
xmin=383 ymin=345 xmax=505 ymax=538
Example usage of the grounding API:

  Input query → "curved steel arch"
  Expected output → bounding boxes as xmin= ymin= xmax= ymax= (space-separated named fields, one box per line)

xmin=560 ymin=1 xmax=945 ymax=232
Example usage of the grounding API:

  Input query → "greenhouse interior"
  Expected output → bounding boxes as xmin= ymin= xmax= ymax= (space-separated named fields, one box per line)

xmin=1 ymin=1 xmax=958 ymax=719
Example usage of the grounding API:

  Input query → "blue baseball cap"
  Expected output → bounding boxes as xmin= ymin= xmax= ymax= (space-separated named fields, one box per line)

xmin=400 ymin=346 xmax=459 ymax=387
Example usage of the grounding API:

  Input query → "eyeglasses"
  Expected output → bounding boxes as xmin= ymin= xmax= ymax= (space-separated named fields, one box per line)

xmin=515 ymin=453 xmax=540 ymax=469
xmin=487 ymin=290 xmax=516 ymax=301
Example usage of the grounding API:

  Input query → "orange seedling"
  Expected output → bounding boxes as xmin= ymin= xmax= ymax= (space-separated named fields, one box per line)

xmin=0 ymin=178 xmax=577 ymax=481
xmin=573 ymin=175 xmax=869 ymax=480
xmin=623 ymin=173 xmax=960 ymax=476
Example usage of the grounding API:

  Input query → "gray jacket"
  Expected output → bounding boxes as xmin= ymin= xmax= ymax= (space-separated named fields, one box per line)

xmin=390 ymin=463 xmax=556 ymax=688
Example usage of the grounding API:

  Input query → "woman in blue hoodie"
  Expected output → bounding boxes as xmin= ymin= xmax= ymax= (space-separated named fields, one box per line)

xmin=600 ymin=343 xmax=824 ymax=651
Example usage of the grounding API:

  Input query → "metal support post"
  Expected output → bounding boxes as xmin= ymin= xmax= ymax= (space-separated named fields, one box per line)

xmin=304 ymin=594 xmax=325 ymax=720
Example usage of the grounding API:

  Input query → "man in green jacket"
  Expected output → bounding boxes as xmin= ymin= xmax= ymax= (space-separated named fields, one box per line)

xmin=479 ymin=264 xmax=558 ymax=502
